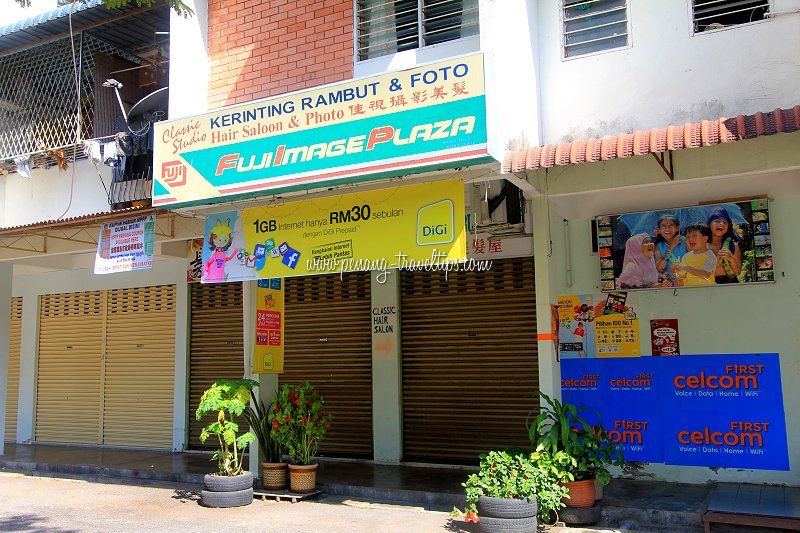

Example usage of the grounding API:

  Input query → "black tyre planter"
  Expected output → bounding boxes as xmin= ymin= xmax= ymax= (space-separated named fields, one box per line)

xmin=200 ymin=472 xmax=254 ymax=507
xmin=477 ymin=495 xmax=537 ymax=519
xmin=203 ymin=471 xmax=253 ymax=492
xmin=200 ymin=488 xmax=254 ymax=508
xmin=477 ymin=496 xmax=537 ymax=533
xmin=478 ymin=515 xmax=538 ymax=533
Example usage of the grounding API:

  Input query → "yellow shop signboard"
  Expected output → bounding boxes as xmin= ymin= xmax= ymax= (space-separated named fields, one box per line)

xmin=200 ymin=180 xmax=466 ymax=282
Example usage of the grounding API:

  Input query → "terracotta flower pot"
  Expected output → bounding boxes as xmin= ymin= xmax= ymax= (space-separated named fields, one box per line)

xmin=560 ymin=478 xmax=596 ymax=508
xmin=288 ymin=463 xmax=318 ymax=493
xmin=261 ymin=462 xmax=289 ymax=490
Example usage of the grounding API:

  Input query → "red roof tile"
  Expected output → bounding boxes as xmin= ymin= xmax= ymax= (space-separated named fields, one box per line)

xmin=501 ymin=106 xmax=800 ymax=172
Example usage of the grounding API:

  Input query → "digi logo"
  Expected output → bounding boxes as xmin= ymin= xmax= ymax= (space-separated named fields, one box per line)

xmin=282 ymin=247 xmax=300 ymax=269
xmin=161 ymin=161 xmax=187 ymax=187
xmin=417 ymin=199 xmax=455 ymax=246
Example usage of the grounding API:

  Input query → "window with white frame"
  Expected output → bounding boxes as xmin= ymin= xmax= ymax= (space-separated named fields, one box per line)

xmin=562 ymin=0 xmax=628 ymax=59
xmin=692 ymin=0 xmax=770 ymax=33
xmin=356 ymin=0 xmax=479 ymax=61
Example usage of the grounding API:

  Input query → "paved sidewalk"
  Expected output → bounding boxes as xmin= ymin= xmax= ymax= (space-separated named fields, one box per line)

xmin=0 ymin=471 xmax=679 ymax=533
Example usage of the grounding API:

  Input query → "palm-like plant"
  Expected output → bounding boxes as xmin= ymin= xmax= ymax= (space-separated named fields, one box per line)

xmin=196 ymin=379 xmax=258 ymax=476
xmin=243 ymin=395 xmax=283 ymax=463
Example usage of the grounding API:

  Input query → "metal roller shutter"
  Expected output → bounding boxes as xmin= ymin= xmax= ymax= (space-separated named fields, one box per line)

xmin=400 ymin=257 xmax=539 ymax=463
xmin=4 ymin=297 xmax=22 ymax=441
xmin=36 ymin=291 xmax=104 ymax=444
xmin=280 ymin=272 xmax=373 ymax=458
xmin=104 ymin=286 xmax=176 ymax=448
xmin=188 ymin=282 xmax=245 ymax=450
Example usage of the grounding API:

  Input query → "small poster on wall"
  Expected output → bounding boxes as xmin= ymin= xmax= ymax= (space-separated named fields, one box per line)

xmin=556 ymin=294 xmax=596 ymax=359
xmin=596 ymin=198 xmax=773 ymax=291
xmin=650 ymin=319 xmax=680 ymax=356
xmin=556 ymin=293 xmax=641 ymax=358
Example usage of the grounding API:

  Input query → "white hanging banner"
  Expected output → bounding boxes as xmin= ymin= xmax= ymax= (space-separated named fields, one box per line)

xmin=94 ymin=215 xmax=155 ymax=274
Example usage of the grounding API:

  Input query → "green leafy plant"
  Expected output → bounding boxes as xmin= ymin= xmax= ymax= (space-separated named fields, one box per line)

xmin=453 ymin=449 xmax=574 ymax=523
xmin=242 ymin=393 xmax=284 ymax=463
xmin=268 ymin=381 xmax=332 ymax=466
xmin=196 ymin=379 xmax=258 ymax=476
xmin=528 ymin=392 xmax=624 ymax=484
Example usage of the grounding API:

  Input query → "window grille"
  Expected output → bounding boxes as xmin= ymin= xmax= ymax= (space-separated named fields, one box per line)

xmin=356 ymin=0 xmax=480 ymax=61
xmin=562 ymin=0 xmax=628 ymax=59
xmin=692 ymin=0 xmax=769 ymax=32
xmin=0 ymin=34 xmax=132 ymax=161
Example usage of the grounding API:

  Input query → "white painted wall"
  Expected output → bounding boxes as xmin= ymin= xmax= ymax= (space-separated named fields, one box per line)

xmin=10 ymin=259 xmax=190 ymax=449
xmin=480 ymin=0 xmax=541 ymax=157
xmin=536 ymin=0 xmax=800 ymax=143
xmin=1 ymin=161 xmax=113 ymax=228
xmin=168 ymin=0 xmax=209 ymax=119
xmin=535 ymin=166 xmax=800 ymax=485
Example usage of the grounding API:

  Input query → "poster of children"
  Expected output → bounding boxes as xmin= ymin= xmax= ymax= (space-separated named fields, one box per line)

xmin=596 ymin=199 xmax=773 ymax=291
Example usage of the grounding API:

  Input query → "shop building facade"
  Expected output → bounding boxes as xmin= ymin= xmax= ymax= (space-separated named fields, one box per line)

xmin=1 ymin=0 xmax=799 ymax=487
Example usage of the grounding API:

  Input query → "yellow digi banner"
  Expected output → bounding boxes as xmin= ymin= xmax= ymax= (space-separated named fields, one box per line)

xmin=253 ymin=279 xmax=284 ymax=374
xmin=206 ymin=180 xmax=466 ymax=280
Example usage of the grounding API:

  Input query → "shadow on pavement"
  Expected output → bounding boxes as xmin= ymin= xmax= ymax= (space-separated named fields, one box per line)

xmin=0 ymin=513 xmax=80 ymax=533
xmin=171 ymin=488 xmax=201 ymax=503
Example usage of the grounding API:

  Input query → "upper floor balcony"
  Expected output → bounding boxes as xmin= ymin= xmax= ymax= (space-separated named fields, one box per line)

xmin=0 ymin=0 xmax=169 ymax=226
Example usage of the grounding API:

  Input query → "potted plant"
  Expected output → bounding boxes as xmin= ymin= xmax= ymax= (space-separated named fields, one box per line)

xmin=453 ymin=448 xmax=573 ymax=532
xmin=195 ymin=378 xmax=258 ymax=507
xmin=243 ymin=392 xmax=288 ymax=490
xmin=528 ymin=392 xmax=624 ymax=508
xmin=268 ymin=381 xmax=332 ymax=493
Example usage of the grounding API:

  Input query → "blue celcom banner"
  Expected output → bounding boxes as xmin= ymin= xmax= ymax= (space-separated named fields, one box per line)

xmin=561 ymin=353 xmax=788 ymax=471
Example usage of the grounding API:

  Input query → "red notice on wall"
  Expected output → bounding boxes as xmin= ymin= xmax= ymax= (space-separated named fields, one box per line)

xmin=650 ymin=319 xmax=680 ymax=356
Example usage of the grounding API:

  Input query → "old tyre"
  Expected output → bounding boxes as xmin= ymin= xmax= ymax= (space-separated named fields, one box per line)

xmin=203 ymin=472 xmax=253 ymax=492
xmin=200 ymin=487 xmax=253 ymax=508
xmin=478 ymin=515 xmax=538 ymax=533
xmin=477 ymin=496 xmax=537 ymax=519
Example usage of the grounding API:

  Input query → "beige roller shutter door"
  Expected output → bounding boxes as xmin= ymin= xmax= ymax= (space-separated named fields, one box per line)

xmin=400 ymin=257 xmax=538 ymax=463
xmin=188 ymin=282 xmax=245 ymax=450
xmin=103 ymin=286 xmax=176 ymax=448
xmin=36 ymin=291 xmax=104 ymax=444
xmin=280 ymin=272 xmax=373 ymax=458
xmin=4 ymin=297 xmax=22 ymax=441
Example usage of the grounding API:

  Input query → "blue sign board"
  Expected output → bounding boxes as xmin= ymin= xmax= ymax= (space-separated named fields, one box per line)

xmin=561 ymin=353 xmax=788 ymax=470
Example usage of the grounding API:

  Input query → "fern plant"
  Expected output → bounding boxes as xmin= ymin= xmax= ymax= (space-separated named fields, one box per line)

xmin=196 ymin=379 xmax=258 ymax=476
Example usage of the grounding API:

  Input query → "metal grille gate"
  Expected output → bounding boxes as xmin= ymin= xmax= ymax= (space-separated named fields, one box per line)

xmin=279 ymin=272 xmax=374 ymax=458
xmin=0 ymin=34 xmax=137 ymax=160
xmin=400 ymin=257 xmax=539 ymax=463
xmin=4 ymin=297 xmax=22 ymax=441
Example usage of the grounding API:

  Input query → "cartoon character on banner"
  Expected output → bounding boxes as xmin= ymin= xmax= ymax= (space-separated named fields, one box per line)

xmin=204 ymin=218 xmax=239 ymax=282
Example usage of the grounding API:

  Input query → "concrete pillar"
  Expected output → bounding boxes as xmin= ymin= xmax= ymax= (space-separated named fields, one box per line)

xmin=16 ymin=293 xmax=38 ymax=442
xmin=371 ymin=269 xmax=403 ymax=463
xmin=531 ymin=195 xmax=562 ymax=400
xmin=243 ymin=279 xmax=281 ymax=476
xmin=172 ymin=277 xmax=190 ymax=451
xmin=0 ymin=262 xmax=11 ymax=454
xmin=480 ymin=0 xmax=541 ymax=158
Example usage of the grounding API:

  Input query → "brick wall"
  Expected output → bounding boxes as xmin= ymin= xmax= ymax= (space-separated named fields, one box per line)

xmin=208 ymin=0 xmax=354 ymax=110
